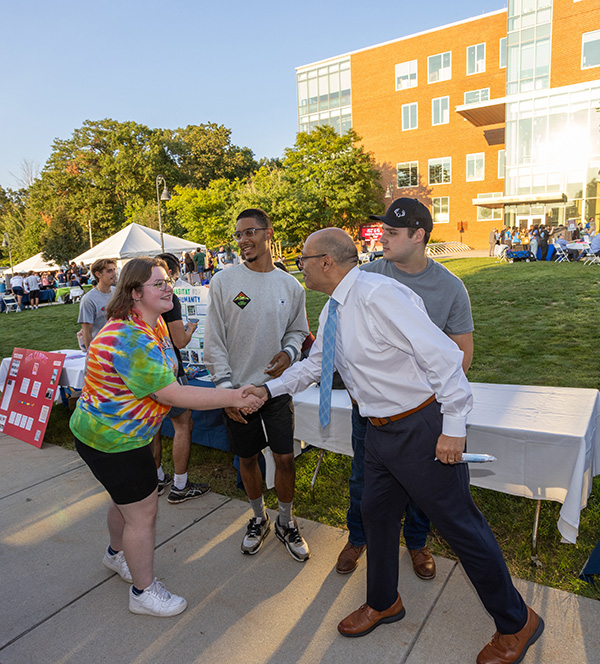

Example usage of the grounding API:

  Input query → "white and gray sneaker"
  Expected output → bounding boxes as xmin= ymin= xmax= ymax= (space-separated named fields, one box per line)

xmin=103 ymin=548 xmax=133 ymax=583
xmin=275 ymin=518 xmax=310 ymax=562
xmin=129 ymin=578 xmax=187 ymax=617
xmin=241 ymin=514 xmax=271 ymax=555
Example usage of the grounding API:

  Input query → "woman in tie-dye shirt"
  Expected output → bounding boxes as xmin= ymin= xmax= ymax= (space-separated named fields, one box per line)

xmin=70 ymin=257 xmax=263 ymax=617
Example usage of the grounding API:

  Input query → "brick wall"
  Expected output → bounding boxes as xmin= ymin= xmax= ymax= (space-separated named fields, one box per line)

xmin=350 ymin=11 xmax=508 ymax=250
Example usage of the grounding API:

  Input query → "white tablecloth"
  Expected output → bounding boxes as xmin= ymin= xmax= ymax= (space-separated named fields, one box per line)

xmin=0 ymin=349 xmax=86 ymax=402
xmin=292 ymin=383 xmax=600 ymax=544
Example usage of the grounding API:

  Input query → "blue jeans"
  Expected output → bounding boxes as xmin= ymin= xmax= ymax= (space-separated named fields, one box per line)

xmin=347 ymin=403 xmax=431 ymax=549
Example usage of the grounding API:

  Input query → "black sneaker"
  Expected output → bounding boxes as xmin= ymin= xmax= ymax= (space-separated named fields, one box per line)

xmin=275 ymin=518 xmax=310 ymax=562
xmin=167 ymin=481 xmax=210 ymax=504
xmin=157 ymin=473 xmax=173 ymax=496
xmin=241 ymin=514 xmax=271 ymax=554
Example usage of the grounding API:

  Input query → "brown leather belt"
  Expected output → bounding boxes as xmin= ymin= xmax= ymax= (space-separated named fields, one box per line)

xmin=368 ymin=395 xmax=436 ymax=427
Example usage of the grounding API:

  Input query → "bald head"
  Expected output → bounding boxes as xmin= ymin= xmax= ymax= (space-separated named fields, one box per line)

xmin=301 ymin=228 xmax=359 ymax=295
xmin=306 ymin=228 xmax=358 ymax=267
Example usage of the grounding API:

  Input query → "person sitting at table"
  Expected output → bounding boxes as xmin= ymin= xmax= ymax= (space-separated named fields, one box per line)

xmin=69 ymin=256 xmax=264 ymax=617
xmin=56 ymin=268 xmax=67 ymax=285
xmin=150 ymin=252 xmax=208 ymax=505
xmin=69 ymin=271 xmax=81 ymax=287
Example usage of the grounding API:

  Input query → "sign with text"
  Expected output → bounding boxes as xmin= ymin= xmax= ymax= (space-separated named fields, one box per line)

xmin=360 ymin=224 xmax=383 ymax=241
xmin=173 ymin=285 xmax=209 ymax=366
xmin=0 ymin=348 xmax=65 ymax=448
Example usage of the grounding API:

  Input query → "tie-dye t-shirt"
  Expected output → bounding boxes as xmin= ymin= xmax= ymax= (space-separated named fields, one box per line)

xmin=70 ymin=314 xmax=178 ymax=453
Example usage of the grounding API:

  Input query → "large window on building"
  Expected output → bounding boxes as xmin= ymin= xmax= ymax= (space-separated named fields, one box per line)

xmin=467 ymin=43 xmax=486 ymax=75
xmin=466 ymin=153 xmax=485 ymax=181
xmin=476 ymin=193 xmax=503 ymax=221
xmin=297 ymin=59 xmax=351 ymax=134
xmin=432 ymin=96 xmax=449 ymax=125
xmin=397 ymin=161 xmax=419 ymax=188
xmin=428 ymin=52 xmax=451 ymax=83
xmin=498 ymin=149 xmax=505 ymax=179
xmin=582 ymin=30 xmax=600 ymax=69
xmin=402 ymin=103 xmax=418 ymax=130
xmin=500 ymin=37 xmax=507 ymax=68
xmin=429 ymin=157 xmax=451 ymax=184
xmin=432 ymin=197 xmax=450 ymax=223
xmin=464 ymin=88 xmax=490 ymax=105
xmin=395 ymin=60 xmax=418 ymax=90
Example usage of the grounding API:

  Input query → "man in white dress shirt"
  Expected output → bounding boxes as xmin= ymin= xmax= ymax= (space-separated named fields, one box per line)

xmin=250 ymin=227 xmax=543 ymax=664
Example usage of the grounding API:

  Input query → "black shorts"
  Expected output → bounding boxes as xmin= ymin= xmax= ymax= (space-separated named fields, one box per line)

xmin=225 ymin=394 xmax=294 ymax=458
xmin=75 ymin=437 xmax=157 ymax=505
xmin=29 ymin=290 xmax=40 ymax=300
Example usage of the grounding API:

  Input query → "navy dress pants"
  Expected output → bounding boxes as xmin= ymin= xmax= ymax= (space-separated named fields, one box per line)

xmin=347 ymin=404 xmax=431 ymax=549
xmin=361 ymin=400 xmax=527 ymax=635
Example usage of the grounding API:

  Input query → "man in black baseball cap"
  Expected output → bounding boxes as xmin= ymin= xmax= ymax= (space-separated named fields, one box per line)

xmin=368 ymin=197 xmax=433 ymax=232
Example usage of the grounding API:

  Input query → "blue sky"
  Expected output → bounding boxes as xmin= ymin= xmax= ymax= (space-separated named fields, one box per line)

xmin=0 ymin=0 xmax=505 ymax=188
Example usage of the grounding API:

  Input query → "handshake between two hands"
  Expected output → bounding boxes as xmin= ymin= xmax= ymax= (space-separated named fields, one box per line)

xmin=226 ymin=385 xmax=269 ymax=424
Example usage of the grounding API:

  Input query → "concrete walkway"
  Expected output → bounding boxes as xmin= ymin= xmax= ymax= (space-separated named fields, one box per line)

xmin=1 ymin=434 xmax=599 ymax=664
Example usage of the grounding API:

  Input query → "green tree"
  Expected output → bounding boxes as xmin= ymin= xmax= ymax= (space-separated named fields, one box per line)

xmin=164 ymin=124 xmax=257 ymax=189
xmin=167 ymin=179 xmax=239 ymax=247
xmin=41 ymin=207 xmax=88 ymax=265
xmin=29 ymin=119 xmax=173 ymax=241
xmin=281 ymin=125 xmax=383 ymax=238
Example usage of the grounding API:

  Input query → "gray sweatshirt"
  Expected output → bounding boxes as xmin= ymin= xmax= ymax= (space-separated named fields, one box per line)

xmin=203 ymin=263 xmax=309 ymax=388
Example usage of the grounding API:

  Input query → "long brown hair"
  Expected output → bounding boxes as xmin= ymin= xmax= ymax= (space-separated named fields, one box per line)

xmin=106 ymin=257 xmax=168 ymax=320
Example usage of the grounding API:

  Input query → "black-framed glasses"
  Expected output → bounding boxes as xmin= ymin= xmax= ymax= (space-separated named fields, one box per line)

xmin=143 ymin=278 xmax=174 ymax=291
xmin=297 ymin=253 xmax=327 ymax=268
xmin=232 ymin=228 xmax=267 ymax=241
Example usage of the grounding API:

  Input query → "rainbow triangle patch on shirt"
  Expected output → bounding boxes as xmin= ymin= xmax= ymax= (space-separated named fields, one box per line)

xmin=233 ymin=291 xmax=251 ymax=309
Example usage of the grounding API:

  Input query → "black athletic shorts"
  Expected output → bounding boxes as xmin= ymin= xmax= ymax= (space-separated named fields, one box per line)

xmin=224 ymin=394 xmax=294 ymax=458
xmin=74 ymin=437 xmax=157 ymax=505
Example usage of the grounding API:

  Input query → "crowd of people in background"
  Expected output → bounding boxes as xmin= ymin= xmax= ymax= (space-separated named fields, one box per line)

xmin=488 ymin=216 xmax=598 ymax=261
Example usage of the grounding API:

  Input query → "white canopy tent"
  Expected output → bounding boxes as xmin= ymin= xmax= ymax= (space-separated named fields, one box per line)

xmin=10 ymin=252 xmax=61 ymax=273
xmin=72 ymin=223 xmax=203 ymax=266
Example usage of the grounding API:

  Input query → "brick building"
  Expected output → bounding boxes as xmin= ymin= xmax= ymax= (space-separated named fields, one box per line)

xmin=296 ymin=0 xmax=600 ymax=250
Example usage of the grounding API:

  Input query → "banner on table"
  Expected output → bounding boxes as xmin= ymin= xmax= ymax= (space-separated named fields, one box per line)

xmin=0 ymin=348 xmax=65 ymax=448
xmin=173 ymin=286 xmax=209 ymax=366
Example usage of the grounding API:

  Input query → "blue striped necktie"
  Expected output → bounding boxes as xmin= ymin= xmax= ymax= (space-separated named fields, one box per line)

xmin=319 ymin=298 xmax=338 ymax=428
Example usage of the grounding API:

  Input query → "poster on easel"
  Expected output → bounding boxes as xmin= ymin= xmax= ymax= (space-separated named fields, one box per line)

xmin=174 ymin=285 xmax=209 ymax=366
xmin=0 ymin=348 xmax=66 ymax=448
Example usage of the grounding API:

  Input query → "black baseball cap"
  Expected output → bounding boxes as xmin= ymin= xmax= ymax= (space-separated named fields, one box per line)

xmin=369 ymin=198 xmax=433 ymax=232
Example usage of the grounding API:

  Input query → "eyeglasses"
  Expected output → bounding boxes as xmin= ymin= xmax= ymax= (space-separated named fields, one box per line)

xmin=232 ymin=228 xmax=267 ymax=241
xmin=297 ymin=254 xmax=327 ymax=269
xmin=143 ymin=278 xmax=174 ymax=291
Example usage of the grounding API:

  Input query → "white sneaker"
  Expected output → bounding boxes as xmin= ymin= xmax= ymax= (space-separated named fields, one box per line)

xmin=275 ymin=518 xmax=311 ymax=562
xmin=103 ymin=548 xmax=133 ymax=583
xmin=241 ymin=514 xmax=271 ymax=555
xmin=129 ymin=578 xmax=187 ymax=617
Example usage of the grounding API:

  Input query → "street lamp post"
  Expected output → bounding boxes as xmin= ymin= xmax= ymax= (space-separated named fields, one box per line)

xmin=155 ymin=175 xmax=171 ymax=253
xmin=2 ymin=232 xmax=13 ymax=273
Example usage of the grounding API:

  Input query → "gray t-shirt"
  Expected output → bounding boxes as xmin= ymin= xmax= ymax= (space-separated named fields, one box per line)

xmin=360 ymin=257 xmax=473 ymax=335
xmin=77 ymin=287 xmax=115 ymax=340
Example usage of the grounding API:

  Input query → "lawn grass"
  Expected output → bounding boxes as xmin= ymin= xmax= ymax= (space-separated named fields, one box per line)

xmin=3 ymin=258 xmax=600 ymax=599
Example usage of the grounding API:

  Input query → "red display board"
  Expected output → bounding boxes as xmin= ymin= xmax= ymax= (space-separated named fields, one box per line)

xmin=360 ymin=224 xmax=383 ymax=241
xmin=0 ymin=348 xmax=66 ymax=448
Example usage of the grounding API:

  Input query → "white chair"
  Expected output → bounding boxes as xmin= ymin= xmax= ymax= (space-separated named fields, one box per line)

xmin=554 ymin=245 xmax=571 ymax=263
xmin=2 ymin=294 xmax=20 ymax=313
xmin=69 ymin=287 xmax=85 ymax=302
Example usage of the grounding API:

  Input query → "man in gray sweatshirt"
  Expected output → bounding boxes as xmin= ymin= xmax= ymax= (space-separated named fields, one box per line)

xmin=204 ymin=208 xmax=311 ymax=562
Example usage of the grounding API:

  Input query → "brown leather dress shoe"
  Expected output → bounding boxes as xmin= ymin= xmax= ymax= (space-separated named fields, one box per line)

xmin=337 ymin=594 xmax=406 ymax=638
xmin=477 ymin=606 xmax=544 ymax=664
xmin=409 ymin=546 xmax=436 ymax=580
xmin=336 ymin=541 xmax=366 ymax=574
